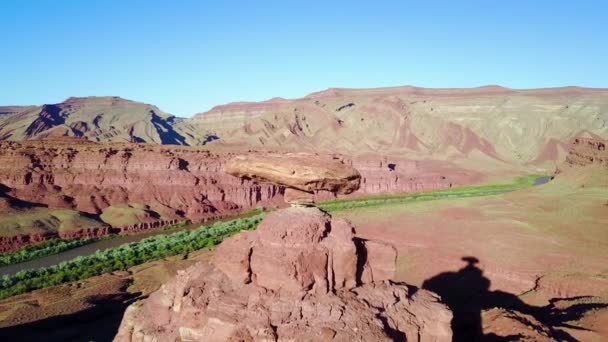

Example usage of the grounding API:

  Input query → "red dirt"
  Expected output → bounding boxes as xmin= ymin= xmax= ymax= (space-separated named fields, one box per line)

xmin=336 ymin=164 xmax=608 ymax=340
xmin=115 ymin=206 xmax=453 ymax=341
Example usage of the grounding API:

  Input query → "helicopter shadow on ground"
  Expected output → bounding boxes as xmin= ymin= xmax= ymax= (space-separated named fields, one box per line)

xmin=421 ymin=256 xmax=608 ymax=342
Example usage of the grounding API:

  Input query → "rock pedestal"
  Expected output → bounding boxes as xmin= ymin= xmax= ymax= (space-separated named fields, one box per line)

xmin=114 ymin=207 xmax=453 ymax=341
xmin=283 ymin=188 xmax=315 ymax=206
xmin=114 ymin=155 xmax=453 ymax=341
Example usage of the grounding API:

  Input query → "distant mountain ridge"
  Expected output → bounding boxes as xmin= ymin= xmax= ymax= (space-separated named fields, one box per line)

xmin=188 ymin=85 xmax=608 ymax=168
xmin=0 ymin=96 xmax=210 ymax=145
xmin=1 ymin=86 xmax=607 ymax=168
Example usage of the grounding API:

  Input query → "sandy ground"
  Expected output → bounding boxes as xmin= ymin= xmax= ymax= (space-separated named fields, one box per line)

xmin=336 ymin=169 xmax=608 ymax=340
xmin=0 ymin=168 xmax=606 ymax=341
xmin=0 ymin=250 xmax=213 ymax=341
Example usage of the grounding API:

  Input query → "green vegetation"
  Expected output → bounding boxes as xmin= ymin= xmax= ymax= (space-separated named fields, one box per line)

xmin=0 ymin=220 xmax=192 ymax=267
xmin=0 ymin=175 xmax=547 ymax=299
xmin=160 ymin=220 xmax=190 ymax=231
xmin=319 ymin=174 xmax=547 ymax=212
xmin=240 ymin=207 xmax=266 ymax=216
xmin=0 ymin=238 xmax=100 ymax=266
xmin=0 ymin=214 xmax=264 ymax=299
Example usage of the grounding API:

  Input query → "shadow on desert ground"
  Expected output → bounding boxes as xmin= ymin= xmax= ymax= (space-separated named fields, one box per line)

xmin=422 ymin=256 xmax=608 ymax=342
xmin=0 ymin=292 xmax=139 ymax=342
xmin=1 ymin=256 xmax=606 ymax=342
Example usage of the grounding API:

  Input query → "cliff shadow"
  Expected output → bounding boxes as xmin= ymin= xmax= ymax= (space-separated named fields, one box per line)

xmin=0 ymin=183 xmax=47 ymax=210
xmin=353 ymin=237 xmax=368 ymax=286
xmin=0 ymin=292 xmax=141 ymax=342
xmin=422 ymin=256 xmax=608 ymax=341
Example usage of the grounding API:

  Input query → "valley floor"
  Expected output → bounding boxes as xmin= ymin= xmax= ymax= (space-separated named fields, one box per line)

xmin=336 ymin=168 xmax=608 ymax=340
xmin=0 ymin=169 xmax=606 ymax=341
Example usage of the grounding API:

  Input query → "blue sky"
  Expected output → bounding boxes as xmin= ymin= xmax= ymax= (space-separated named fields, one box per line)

xmin=0 ymin=0 xmax=606 ymax=117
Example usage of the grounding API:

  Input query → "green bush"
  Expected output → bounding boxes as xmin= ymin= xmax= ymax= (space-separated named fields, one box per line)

xmin=0 ymin=238 xmax=100 ymax=266
xmin=0 ymin=214 xmax=264 ymax=299
xmin=319 ymin=174 xmax=547 ymax=212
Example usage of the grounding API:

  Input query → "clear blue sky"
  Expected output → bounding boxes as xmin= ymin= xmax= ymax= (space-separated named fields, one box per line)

xmin=1 ymin=0 xmax=606 ymax=117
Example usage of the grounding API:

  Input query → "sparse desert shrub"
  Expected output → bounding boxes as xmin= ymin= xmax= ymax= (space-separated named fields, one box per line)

xmin=0 ymin=238 xmax=100 ymax=266
xmin=0 ymin=214 xmax=264 ymax=299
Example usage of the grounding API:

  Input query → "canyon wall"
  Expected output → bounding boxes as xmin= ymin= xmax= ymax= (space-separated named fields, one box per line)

xmin=0 ymin=141 xmax=481 ymax=247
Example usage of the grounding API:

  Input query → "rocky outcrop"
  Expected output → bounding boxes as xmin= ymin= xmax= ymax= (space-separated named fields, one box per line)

xmin=225 ymin=153 xmax=361 ymax=194
xmin=0 ymin=141 xmax=283 ymax=221
xmin=115 ymin=156 xmax=453 ymax=341
xmin=565 ymin=138 xmax=608 ymax=168
xmin=115 ymin=206 xmax=452 ymax=341
xmin=0 ymin=232 xmax=58 ymax=253
xmin=226 ymin=153 xmax=362 ymax=206
xmin=0 ymin=140 xmax=480 ymax=254
xmin=0 ymin=141 xmax=477 ymax=224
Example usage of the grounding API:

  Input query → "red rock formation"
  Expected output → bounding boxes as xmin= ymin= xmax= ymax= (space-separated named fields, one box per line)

xmin=0 ymin=141 xmax=481 ymax=253
xmin=0 ymin=141 xmax=477 ymax=219
xmin=0 ymin=232 xmax=58 ymax=253
xmin=565 ymin=138 xmax=608 ymax=168
xmin=224 ymin=153 xmax=361 ymax=194
xmin=0 ymin=220 xmax=190 ymax=253
xmin=115 ymin=207 xmax=453 ymax=341
xmin=0 ymin=141 xmax=283 ymax=220
xmin=115 ymin=156 xmax=453 ymax=341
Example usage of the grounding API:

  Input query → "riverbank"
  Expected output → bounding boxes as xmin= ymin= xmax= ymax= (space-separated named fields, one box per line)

xmin=0 ymin=211 xmax=261 ymax=277
xmin=0 ymin=175 xmax=548 ymax=293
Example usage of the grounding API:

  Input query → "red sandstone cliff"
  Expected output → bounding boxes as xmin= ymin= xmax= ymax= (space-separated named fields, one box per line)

xmin=0 ymin=140 xmax=481 ymax=251
xmin=0 ymin=141 xmax=479 ymax=218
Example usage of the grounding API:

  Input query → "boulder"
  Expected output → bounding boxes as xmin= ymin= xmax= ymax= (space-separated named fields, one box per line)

xmin=224 ymin=153 xmax=361 ymax=195
xmin=358 ymin=239 xmax=398 ymax=284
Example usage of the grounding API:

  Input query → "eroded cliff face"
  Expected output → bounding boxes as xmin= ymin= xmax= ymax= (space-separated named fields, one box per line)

xmin=0 ymin=141 xmax=479 ymax=217
xmin=0 ymin=140 xmax=482 ymax=251
xmin=565 ymin=138 xmax=608 ymax=168
xmin=189 ymin=86 xmax=608 ymax=165
xmin=115 ymin=206 xmax=453 ymax=341
xmin=0 ymin=141 xmax=282 ymax=219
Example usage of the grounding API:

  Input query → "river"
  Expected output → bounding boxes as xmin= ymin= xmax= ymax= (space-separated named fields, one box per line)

xmin=0 ymin=176 xmax=553 ymax=277
xmin=533 ymin=175 xmax=552 ymax=186
xmin=0 ymin=213 xmax=253 ymax=277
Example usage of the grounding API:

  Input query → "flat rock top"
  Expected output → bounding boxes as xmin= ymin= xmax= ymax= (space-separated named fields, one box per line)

xmin=224 ymin=153 xmax=361 ymax=194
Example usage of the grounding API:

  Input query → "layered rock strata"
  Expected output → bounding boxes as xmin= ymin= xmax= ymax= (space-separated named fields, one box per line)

xmin=225 ymin=153 xmax=361 ymax=206
xmin=0 ymin=219 xmax=183 ymax=253
xmin=115 ymin=155 xmax=453 ymax=341
xmin=0 ymin=141 xmax=471 ymax=220
xmin=115 ymin=206 xmax=452 ymax=341
xmin=565 ymin=138 xmax=608 ymax=168
xmin=0 ymin=141 xmax=478 ymax=253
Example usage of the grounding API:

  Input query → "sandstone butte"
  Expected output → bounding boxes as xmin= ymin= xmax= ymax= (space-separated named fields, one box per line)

xmin=114 ymin=155 xmax=454 ymax=341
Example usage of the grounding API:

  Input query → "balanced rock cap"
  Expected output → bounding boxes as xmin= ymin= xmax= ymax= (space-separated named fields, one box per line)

xmin=224 ymin=153 xmax=361 ymax=194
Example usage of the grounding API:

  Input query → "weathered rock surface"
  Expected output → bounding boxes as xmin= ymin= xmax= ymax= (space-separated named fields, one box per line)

xmin=114 ymin=207 xmax=453 ymax=341
xmin=2 ymin=88 xmax=607 ymax=167
xmin=0 ymin=141 xmax=477 ymax=249
xmin=564 ymin=137 xmax=608 ymax=168
xmin=190 ymin=86 xmax=608 ymax=166
xmin=0 ymin=96 xmax=214 ymax=145
xmin=224 ymin=153 xmax=361 ymax=194
xmin=0 ymin=141 xmax=283 ymax=220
